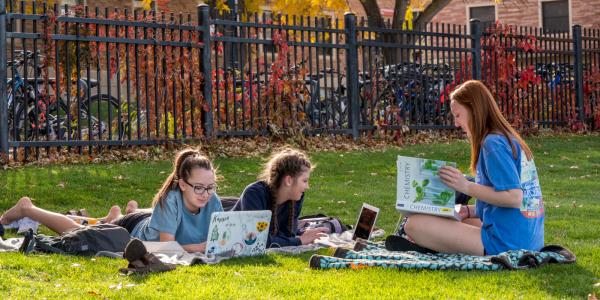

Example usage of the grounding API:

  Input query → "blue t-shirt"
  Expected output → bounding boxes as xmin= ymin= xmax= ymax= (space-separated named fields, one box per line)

xmin=131 ymin=189 xmax=223 ymax=245
xmin=232 ymin=181 xmax=304 ymax=247
xmin=475 ymin=134 xmax=545 ymax=255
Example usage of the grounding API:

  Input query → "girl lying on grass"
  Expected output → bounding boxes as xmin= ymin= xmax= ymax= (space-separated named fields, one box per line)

xmin=233 ymin=147 xmax=328 ymax=247
xmin=0 ymin=149 xmax=223 ymax=253
xmin=403 ymin=80 xmax=545 ymax=256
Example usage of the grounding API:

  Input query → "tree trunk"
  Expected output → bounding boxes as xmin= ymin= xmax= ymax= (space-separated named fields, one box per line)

xmin=358 ymin=0 xmax=385 ymax=28
xmin=358 ymin=0 xmax=409 ymax=65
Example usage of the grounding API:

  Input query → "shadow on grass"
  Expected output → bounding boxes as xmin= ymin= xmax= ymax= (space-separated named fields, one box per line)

xmin=217 ymin=254 xmax=281 ymax=267
xmin=526 ymin=254 xmax=598 ymax=298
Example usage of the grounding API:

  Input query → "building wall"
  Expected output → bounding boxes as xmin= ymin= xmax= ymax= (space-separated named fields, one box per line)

xmin=431 ymin=0 xmax=600 ymax=29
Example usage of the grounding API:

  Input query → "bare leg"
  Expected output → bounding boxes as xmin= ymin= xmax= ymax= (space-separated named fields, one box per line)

xmin=0 ymin=197 xmax=82 ymax=235
xmin=404 ymin=214 xmax=484 ymax=256
xmin=99 ymin=205 xmax=122 ymax=223
xmin=125 ymin=200 xmax=139 ymax=215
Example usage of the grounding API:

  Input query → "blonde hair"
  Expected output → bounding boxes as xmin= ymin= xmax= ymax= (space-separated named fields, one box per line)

xmin=152 ymin=149 xmax=214 ymax=208
xmin=450 ymin=80 xmax=532 ymax=174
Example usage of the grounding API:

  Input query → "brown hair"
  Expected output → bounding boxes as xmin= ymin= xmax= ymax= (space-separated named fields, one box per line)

xmin=152 ymin=149 xmax=215 ymax=208
xmin=259 ymin=147 xmax=313 ymax=236
xmin=450 ymin=80 xmax=532 ymax=174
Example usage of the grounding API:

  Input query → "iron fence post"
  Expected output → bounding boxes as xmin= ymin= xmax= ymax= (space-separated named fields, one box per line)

xmin=470 ymin=19 xmax=482 ymax=80
xmin=345 ymin=12 xmax=359 ymax=139
xmin=0 ymin=0 xmax=8 ymax=159
xmin=198 ymin=4 xmax=213 ymax=138
xmin=573 ymin=25 xmax=585 ymax=122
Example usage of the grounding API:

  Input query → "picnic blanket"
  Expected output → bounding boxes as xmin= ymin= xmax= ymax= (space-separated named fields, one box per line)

xmin=309 ymin=242 xmax=576 ymax=271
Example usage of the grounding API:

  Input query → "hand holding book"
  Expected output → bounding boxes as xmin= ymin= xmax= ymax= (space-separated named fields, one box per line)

xmin=438 ymin=165 xmax=470 ymax=195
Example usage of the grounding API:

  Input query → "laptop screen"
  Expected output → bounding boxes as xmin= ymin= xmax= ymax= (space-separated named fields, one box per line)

xmin=352 ymin=203 xmax=379 ymax=240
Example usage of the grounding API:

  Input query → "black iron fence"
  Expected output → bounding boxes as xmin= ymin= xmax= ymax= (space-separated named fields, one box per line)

xmin=0 ymin=1 xmax=599 ymax=161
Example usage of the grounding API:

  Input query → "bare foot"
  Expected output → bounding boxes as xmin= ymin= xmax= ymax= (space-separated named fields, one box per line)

xmin=125 ymin=200 xmax=139 ymax=215
xmin=100 ymin=205 xmax=122 ymax=223
xmin=0 ymin=197 xmax=34 ymax=225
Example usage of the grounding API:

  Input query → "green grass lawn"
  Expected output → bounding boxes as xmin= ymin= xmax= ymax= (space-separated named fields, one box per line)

xmin=0 ymin=134 xmax=599 ymax=299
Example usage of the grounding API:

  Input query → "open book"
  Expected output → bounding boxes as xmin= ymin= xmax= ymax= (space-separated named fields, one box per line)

xmin=396 ymin=156 xmax=462 ymax=220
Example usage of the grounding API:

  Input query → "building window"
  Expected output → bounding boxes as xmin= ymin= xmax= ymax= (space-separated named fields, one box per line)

xmin=469 ymin=5 xmax=495 ymax=32
xmin=542 ymin=0 xmax=569 ymax=33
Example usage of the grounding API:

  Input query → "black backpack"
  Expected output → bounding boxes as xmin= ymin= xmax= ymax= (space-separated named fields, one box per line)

xmin=21 ymin=224 xmax=131 ymax=256
xmin=298 ymin=214 xmax=350 ymax=234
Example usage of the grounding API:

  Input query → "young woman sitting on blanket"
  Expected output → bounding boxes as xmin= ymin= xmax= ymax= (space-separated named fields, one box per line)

xmin=232 ymin=147 xmax=328 ymax=248
xmin=0 ymin=148 xmax=223 ymax=253
xmin=403 ymin=80 xmax=545 ymax=256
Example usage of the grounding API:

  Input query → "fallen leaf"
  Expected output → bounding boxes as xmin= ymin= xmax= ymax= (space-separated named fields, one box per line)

xmin=570 ymin=165 xmax=579 ymax=169
xmin=57 ymin=182 xmax=65 ymax=188
xmin=370 ymin=173 xmax=378 ymax=176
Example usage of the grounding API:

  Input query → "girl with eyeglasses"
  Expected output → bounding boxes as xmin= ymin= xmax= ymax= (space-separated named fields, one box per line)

xmin=0 ymin=149 xmax=222 ymax=253
xmin=232 ymin=147 xmax=328 ymax=248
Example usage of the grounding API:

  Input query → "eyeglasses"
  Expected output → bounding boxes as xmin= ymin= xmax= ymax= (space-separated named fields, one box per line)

xmin=183 ymin=180 xmax=217 ymax=196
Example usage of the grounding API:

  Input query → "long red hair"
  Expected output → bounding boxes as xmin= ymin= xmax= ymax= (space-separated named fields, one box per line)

xmin=450 ymin=80 xmax=532 ymax=174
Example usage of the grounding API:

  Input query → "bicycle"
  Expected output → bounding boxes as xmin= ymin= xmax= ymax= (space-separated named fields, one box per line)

xmin=7 ymin=50 xmax=124 ymax=142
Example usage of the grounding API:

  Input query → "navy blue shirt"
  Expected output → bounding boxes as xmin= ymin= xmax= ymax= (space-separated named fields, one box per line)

xmin=475 ymin=134 xmax=545 ymax=255
xmin=233 ymin=181 xmax=303 ymax=247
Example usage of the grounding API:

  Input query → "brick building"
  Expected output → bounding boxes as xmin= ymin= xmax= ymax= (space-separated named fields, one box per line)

xmin=430 ymin=0 xmax=600 ymax=32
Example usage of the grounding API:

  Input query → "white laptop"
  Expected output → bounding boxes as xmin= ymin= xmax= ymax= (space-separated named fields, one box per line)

xmin=205 ymin=210 xmax=272 ymax=258
xmin=352 ymin=203 xmax=380 ymax=241
xmin=314 ymin=203 xmax=380 ymax=248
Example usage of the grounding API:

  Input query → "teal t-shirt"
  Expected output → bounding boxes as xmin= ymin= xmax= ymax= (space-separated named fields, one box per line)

xmin=131 ymin=189 xmax=223 ymax=245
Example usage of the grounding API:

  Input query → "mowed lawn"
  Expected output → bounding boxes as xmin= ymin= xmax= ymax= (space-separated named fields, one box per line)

xmin=0 ymin=134 xmax=598 ymax=299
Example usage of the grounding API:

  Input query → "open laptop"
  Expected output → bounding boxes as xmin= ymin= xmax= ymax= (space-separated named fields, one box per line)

xmin=352 ymin=203 xmax=380 ymax=241
xmin=314 ymin=203 xmax=380 ymax=248
xmin=205 ymin=210 xmax=272 ymax=258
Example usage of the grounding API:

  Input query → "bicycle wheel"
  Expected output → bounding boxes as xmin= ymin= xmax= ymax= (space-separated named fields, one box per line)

xmin=7 ymin=86 xmax=41 ymax=141
xmin=81 ymin=94 xmax=122 ymax=140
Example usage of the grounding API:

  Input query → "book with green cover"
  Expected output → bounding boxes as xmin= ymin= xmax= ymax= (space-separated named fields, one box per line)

xmin=396 ymin=156 xmax=461 ymax=220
